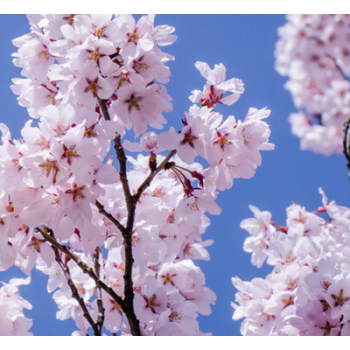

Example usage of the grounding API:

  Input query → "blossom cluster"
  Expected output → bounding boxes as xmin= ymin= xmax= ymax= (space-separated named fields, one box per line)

xmin=275 ymin=14 xmax=350 ymax=155
xmin=0 ymin=14 xmax=273 ymax=335
xmin=0 ymin=277 xmax=32 ymax=336
xmin=232 ymin=188 xmax=350 ymax=336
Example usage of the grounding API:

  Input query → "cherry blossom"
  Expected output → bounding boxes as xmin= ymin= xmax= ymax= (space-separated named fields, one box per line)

xmin=190 ymin=61 xmax=245 ymax=108
xmin=275 ymin=14 xmax=350 ymax=155
xmin=232 ymin=188 xmax=350 ymax=336
xmin=0 ymin=277 xmax=32 ymax=336
xmin=1 ymin=14 xmax=273 ymax=336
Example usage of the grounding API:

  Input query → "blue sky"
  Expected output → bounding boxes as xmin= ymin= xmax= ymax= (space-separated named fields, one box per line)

xmin=1 ymin=14 xmax=350 ymax=336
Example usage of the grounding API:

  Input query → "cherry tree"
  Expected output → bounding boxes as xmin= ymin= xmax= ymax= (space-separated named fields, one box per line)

xmin=0 ymin=14 xmax=274 ymax=336
xmin=232 ymin=14 xmax=350 ymax=336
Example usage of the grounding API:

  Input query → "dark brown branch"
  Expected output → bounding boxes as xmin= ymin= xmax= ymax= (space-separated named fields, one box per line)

xmin=95 ymin=98 xmax=177 ymax=336
xmin=94 ymin=248 xmax=105 ymax=334
xmin=343 ymin=118 xmax=350 ymax=180
xmin=95 ymin=200 xmax=126 ymax=235
xmin=97 ymin=96 xmax=111 ymax=121
xmin=96 ymin=197 xmax=140 ymax=335
xmin=40 ymin=90 xmax=176 ymax=335
xmin=36 ymin=226 xmax=125 ymax=311
xmin=96 ymin=98 xmax=141 ymax=336
xmin=42 ymin=227 xmax=101 ymax=335
xmin=97 ymin=97 xmax=133 ymax=208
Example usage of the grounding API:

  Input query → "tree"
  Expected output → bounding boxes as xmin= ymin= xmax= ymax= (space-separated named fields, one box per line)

xmin=0 ymin=14 xmax=274 ymax=336
xmin=0 ymin=14 xmax=350 ymax=335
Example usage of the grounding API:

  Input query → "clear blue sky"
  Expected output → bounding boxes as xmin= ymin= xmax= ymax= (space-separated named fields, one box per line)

xmin=1 ymin=14 xmax=350 ymax=336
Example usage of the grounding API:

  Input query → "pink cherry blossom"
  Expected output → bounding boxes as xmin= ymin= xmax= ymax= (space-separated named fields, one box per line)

xmin=2 ymin=14 xmax=274 ymax=336
xmin=190 ymin=61 xmax=245 ymax=107
xmin=233 ymin=189 xmax=350 ymax=336
xmin=0 ymin=277 xmax=32 ymax=336
xmin=275 ymin=14 xmax=350 ymax=155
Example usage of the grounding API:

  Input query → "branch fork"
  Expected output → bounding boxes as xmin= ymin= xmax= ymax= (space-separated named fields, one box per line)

xmin=37 ymin=97 xmax=177 ymax=336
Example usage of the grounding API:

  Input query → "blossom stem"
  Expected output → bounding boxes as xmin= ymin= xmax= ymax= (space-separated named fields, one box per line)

xmin=170 ymin=166 xmax=186 ymax=187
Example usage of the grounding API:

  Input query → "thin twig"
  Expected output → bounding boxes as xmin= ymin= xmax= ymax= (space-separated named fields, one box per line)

xmin=43 ymin=227 xmax=101 ymax=336
xmin=133 ymin=149 xmax=177 ymax=203
xmin=95 ymin=200 xmax=126 ymax=235
xmin=330 ymin=55 xmax=348 ymax=81
xmin=36 ymin=226 xmax=125 ymax=310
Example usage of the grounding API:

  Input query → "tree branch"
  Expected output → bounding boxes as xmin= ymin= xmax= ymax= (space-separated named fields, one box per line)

xmin=95 ymin=98 xmax=177 ymax=336
xmin=97 ymin=97 xmax=133 ymax=207
xmin=38 ymin=96 xmax=178 ymax=336
xmin=35 ymin=226 xmax=125 ymax=311
xmin=133 ymin=149 xmax=177 ymax=203
xmin=94 ymin=248 xmax=105 ymax=334
xmin=328 ymin=54 xmax=349 ymax=81
xmin=96 ymin=98 xmax=141 ymax=336
xmin=95 ymin=200 xmax=126 ymax=235
xmin=343 ymin=118 xmax=350 ymax=180
xmin=41 ymin=227 xmax=101 ymax=335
